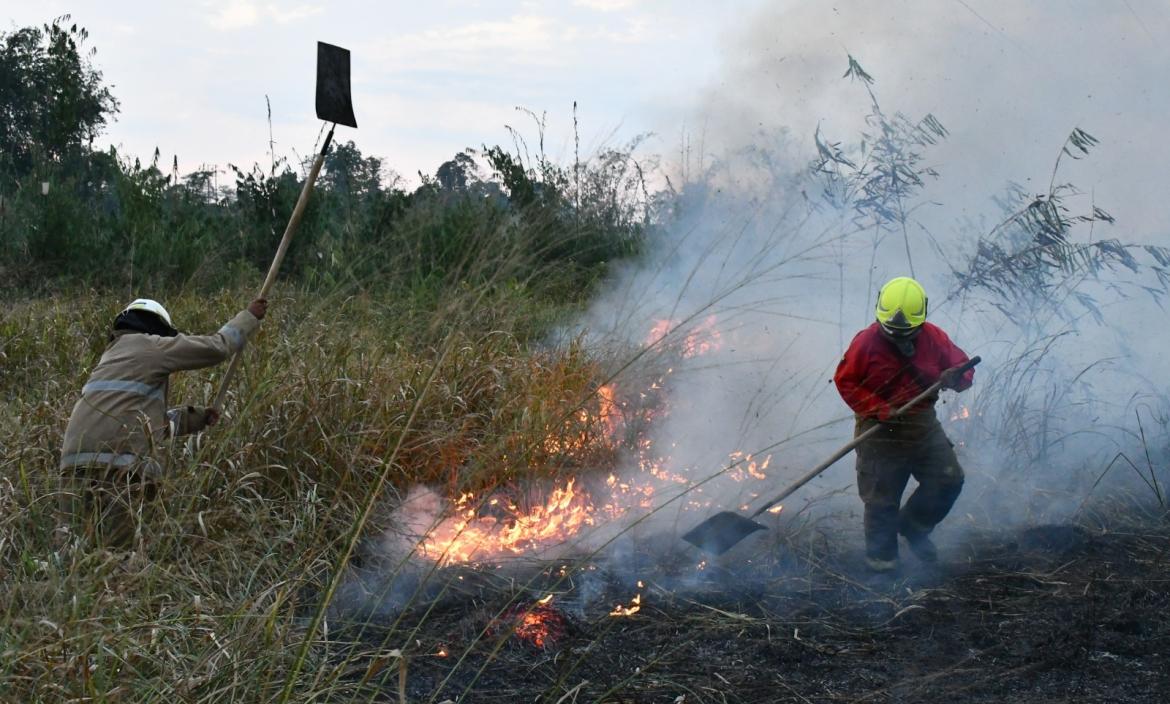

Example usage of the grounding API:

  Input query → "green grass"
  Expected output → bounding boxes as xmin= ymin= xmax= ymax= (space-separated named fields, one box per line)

xmin=0 ymin=136 xmax=648 ymax=297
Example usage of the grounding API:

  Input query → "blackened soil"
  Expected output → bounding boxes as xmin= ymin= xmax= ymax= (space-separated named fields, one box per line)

xmin=331 ymin=520 xmax=1170 ymax=703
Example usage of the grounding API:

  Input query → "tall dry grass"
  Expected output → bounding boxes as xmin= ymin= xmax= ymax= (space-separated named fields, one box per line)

xmin=0 ymin=260 xmax=635 ymax=702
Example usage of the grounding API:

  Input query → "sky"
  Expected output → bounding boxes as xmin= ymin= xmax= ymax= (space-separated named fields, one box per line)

xmin=1 ymin=1 xmax=748 ymax=182
xmin=4 ymin=0 xmax=1168 ymax=236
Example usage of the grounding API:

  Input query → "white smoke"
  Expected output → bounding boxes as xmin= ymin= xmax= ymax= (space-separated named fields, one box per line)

xmin=572 ymin=0 xmax=1170 ymax=551
xmin=358 ymin=3 xmax=1170 ymax=585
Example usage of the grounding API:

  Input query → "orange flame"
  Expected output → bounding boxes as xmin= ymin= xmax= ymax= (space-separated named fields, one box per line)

xmin=644 ymin=316 xmax=723 ymax=358
xmin=397 ymin=315 xmax=775 ymax=567
xmin=597 ymin=384 xmax=620 ymax=441
xmin=609 ymin=592 xmax=642 ymax=617
xmin=418 ymin=479 xmax=600 ymax=565
xmin=504 ymin=604 xmax=567 ymax=648
xmin=645 ymin=319 xmax=673 ymax=347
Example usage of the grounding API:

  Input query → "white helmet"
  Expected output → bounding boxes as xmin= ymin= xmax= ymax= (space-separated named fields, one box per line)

xmin=122 ymin=298 xmax=174 ymax=328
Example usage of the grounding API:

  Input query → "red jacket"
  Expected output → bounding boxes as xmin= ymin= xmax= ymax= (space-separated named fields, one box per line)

xmin=834 ymin=322 xmax=973 ymax=420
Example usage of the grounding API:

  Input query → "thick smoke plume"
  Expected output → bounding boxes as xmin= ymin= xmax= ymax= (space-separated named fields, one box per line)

xmin=576 ymin=0 xmax=1170 ymax=549
xmin=356 ymin=3 xmax=1170 ymax=604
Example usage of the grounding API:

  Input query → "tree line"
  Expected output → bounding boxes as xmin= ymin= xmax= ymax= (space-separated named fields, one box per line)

xmin=0 ymin=18 xmax=653 ymax=297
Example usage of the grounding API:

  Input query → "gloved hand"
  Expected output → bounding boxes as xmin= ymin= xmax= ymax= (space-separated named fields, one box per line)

xmin=248 ymin=298 xmax=268 ymax=320
xmin=170 ymin=406 xmax=219 ymax=434
xmin=939 ymin=366 xmax=964 ymax=390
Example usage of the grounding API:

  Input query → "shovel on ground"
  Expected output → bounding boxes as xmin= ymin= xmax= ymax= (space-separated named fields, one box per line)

xmin=682 ymin=355 xmax=981 ymax=555
xmin=212 ymin=42 xmax=358 ymax=411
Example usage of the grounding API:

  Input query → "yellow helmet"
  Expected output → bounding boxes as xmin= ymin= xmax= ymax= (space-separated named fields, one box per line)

xmin=875 ymin=277 xmax=927 ymax=334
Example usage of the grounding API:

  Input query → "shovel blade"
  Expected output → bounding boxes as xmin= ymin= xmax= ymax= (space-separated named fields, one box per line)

xmin=316 ymin=42 xmax=357 ymax=128
xmin=681 ymin=511 xmax=768 ymax=556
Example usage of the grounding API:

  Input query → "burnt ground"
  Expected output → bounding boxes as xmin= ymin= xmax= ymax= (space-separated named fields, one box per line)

xmin=328 ymin=515 xmax=1170 ymax=703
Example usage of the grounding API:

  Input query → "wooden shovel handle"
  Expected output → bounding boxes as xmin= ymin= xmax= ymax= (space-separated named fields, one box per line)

xmin=750 ymin=355 xmax=981 ymax=518
xmin=211 ymin=126 xmax=335 ymax=411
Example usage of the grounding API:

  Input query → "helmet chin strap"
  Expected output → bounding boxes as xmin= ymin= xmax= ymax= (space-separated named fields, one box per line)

xmin=892 ymin=338 xmax=916 ymax=357
xmin=879 ymin=325 xmax=919 ymax=357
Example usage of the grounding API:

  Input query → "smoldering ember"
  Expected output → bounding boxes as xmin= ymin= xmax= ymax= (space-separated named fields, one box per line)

xmin=2 ymin=4 xmax=1168 ymax=703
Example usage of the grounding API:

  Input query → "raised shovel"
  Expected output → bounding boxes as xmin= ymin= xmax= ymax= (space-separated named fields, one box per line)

xmin=682 ymin=355 xmax=981 ymax=555
xmin=211 ymin=42 xmax=358 ymax=411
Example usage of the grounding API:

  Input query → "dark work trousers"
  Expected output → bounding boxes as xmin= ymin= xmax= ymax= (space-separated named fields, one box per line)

xmin=59 ymin=461 xmax=160 ymax=549
xmin=854 ymin=410 xmax=964 ymax=562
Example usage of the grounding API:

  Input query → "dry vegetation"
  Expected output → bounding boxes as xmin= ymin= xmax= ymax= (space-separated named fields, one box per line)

xmin=3 ymin=21 xmax=1168 ymax=703
xmin=3 ymin=286 xmax=1168 ymax=703
xmin=0 ymin=282 xmax=627 ymax=702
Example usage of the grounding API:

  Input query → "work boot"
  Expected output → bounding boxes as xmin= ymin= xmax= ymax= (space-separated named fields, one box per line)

xmin=901 ymin=531 xmax=938 ymax=563
xmin=865 ymin=555 xmax=899 ymax=573
xmin=899 ymin=515 xmax=939 ymax=563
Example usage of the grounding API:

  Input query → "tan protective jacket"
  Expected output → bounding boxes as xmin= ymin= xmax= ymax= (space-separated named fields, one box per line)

xmin=60 ymin=309 xmax=260 ymax=472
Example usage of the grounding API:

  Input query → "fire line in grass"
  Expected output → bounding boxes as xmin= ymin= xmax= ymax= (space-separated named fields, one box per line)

xmin=393 ymin=317 xmax=779 ymax=567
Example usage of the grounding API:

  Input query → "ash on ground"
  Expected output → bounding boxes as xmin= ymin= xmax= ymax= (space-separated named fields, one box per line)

xmin=322 ymin=502 xmax=1170 ymax=703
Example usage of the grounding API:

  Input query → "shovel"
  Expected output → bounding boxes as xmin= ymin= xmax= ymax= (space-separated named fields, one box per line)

xmin=212 ymin=42 xmax=358 ymax=411
xmin=682 ymin=355 xmax=981 ymax=555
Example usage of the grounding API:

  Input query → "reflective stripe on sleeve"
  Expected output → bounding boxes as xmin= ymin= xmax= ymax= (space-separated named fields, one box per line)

xmin=82 ymin=379 xmax=165 ymax=401
xmin=219 ymin=323 xmax=245 ymax=352
xmin=60 ymin=451 xmax=140 ymax=467
xmin=60 ymin=452 xmax=164 ymax=477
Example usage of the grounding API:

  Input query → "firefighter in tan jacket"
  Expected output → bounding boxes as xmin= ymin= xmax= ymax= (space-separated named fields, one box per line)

xmin=60 ymin=297 xmax=267 ymax=546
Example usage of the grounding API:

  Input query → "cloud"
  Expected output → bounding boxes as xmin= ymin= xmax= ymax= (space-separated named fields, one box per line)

xmin=208 ymin=2 xmax=261 ymax=31
xmin=574 ymin=0 xmax=639 ymax=11
xmin=360 ymin=10 xmax=671 ymax=78
xmin=602 ymin=15 xmax=654 ymax=43
xmin=360 ymin=14 xmax=567 ymax=74
xmin=205 ymin=1 xmax=323 ymax=31
xmin=404 ymin=15 xmax=557 ymax=54
xmin=267 ymin=3 xmax=324 ymax=24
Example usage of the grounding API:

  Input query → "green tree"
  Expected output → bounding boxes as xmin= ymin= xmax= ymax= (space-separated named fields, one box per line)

xmin=0 ymin=16 xmax=119 ymax=179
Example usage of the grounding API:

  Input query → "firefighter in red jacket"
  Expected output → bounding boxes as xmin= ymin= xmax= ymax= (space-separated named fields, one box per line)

xmin=834 ymin=277 xmax=975 ymax=572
